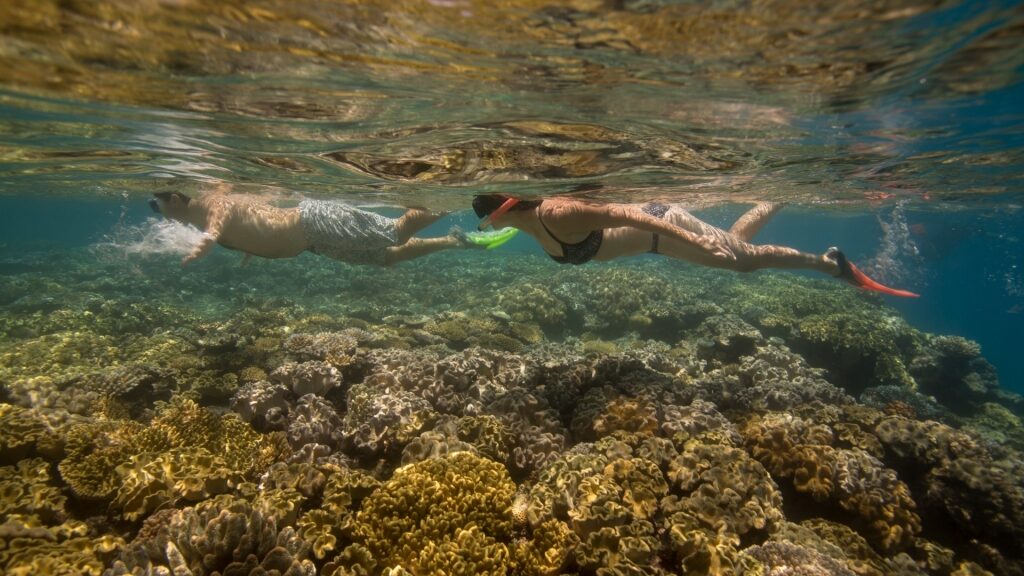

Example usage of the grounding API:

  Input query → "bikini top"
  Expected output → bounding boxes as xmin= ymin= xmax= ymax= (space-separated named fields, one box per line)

xmin=537 ymin=207 xmax=603 ymax=265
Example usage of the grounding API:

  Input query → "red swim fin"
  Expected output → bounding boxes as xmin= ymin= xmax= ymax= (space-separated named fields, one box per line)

xmin=846 ymin=261 xmax=920 ymax=298
xmin=827 ymin=248 xmax=920 ymax=298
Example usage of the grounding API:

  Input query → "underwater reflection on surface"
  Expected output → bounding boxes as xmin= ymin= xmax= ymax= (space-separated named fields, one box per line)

xmin=0 ymin=0 xmax=1021 ymax=205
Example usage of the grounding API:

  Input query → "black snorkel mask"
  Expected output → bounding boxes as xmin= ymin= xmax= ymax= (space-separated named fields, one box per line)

xmin=148 ymin=198 xmax=161 ymax=214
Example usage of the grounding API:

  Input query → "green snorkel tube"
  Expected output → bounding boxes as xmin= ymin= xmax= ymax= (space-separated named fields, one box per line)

xmin=466 ymin=227 xmax=519 ymax=250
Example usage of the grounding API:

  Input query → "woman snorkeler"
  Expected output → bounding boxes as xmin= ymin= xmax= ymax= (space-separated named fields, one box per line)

xmin=472 ymin=194 xmax=918 ymax=297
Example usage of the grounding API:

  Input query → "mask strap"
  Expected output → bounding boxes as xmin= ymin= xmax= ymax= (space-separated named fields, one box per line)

xmin=479 ymin=197 xmax=519 ymax=230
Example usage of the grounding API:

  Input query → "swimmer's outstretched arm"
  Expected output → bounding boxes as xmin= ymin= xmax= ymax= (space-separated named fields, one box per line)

xmin=546 ymin=201 xmax=737 ymax=260
xmin=181 ymin=203 xmax=227 ymax=266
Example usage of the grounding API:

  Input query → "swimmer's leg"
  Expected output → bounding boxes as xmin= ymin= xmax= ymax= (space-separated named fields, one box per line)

xmin=394 ymin=209 xmax=447 ymax=243
xmin=384 ymin=235 xmax=469 ymax=265
xmin=659 ymin=203 xmax=834 ymax=275
xmin=729 ymin=203 xmax=783 ymax=241
xmin=659 ymin=234 xmax=835 ymax=275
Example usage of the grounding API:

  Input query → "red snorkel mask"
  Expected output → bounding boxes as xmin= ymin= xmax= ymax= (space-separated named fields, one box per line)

xmin=478 ymin=197 xmax=519 ymax=230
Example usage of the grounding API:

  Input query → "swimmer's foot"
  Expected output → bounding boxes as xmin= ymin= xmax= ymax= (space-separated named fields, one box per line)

xmin=824 ymin=247 xmax=920 ymax=298
xmin=449 ymin=226 xmax=484 ymax=249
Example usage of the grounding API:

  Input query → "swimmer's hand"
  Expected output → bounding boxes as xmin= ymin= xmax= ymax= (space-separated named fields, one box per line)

xmin=698 ymin=235 xmax=736 ymax=260
xmin=180 ymin=234 xmax=216 ymax=266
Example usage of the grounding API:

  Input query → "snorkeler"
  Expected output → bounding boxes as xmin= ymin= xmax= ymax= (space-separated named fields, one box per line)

xmin=150 ymin=183 xmax=500 ymax=267
xmin=472 ymin=194 xmax=918 ymax=297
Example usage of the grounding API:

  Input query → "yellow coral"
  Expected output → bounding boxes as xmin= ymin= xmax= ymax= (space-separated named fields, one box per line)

xmin=58 ymin=397 xmax=288 ymax=520
xmin=0 ymin=458 xmax=66 ymax=522
xmin=0 ymin=403 xmax=64 ymax=463
xmin=346 ymin=452 xmax=514 ymax=573
xmin=512 ymin=519 xmax=578 ymax=576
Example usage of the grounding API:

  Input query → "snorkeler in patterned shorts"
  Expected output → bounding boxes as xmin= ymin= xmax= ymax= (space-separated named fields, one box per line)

xmin=149 ymin=183 xmax=482 ymax=267
xmin=472 ymin=194 xmax=918 ymax=297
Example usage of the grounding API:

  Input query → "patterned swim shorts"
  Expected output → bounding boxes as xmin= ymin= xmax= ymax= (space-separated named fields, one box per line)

xmin=299 ymin=200 xmax=399 ymax=266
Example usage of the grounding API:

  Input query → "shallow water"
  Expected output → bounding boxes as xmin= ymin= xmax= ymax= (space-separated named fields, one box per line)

xmin=1 ymin=1 xmax=1024 ymax=575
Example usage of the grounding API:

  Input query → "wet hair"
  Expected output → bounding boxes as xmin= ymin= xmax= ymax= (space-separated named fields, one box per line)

xmin=472 ymin=195 xmax=541 ymax=218
xmin=153 ymin=191 xmax=191 ymax=204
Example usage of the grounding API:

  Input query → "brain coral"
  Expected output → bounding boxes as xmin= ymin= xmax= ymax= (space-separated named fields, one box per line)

xmin=337 ymin=451 xmax=514 ymax=575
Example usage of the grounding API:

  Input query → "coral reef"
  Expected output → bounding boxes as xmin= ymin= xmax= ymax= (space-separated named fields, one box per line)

xmin=330 ymin=452 xmax=515 ymax=575
xmin=1 ymin=250 xmax=1020 ymax=575
xmin=107 ymin=496 xmax=315 ymax=576
xmin=57 ymin=398 xmax=289 ymax=521
xmin=741 ymin=412 xmax=921 ymax=552
xmin=875 ymin=416 xmax=1024 ymax=567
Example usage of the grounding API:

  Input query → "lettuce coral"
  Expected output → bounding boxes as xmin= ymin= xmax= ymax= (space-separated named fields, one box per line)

xmin=107 ymin=496 xmax=315 ymax=576
xmin=338 ymin=451 xmax=514 ymax=575
xmin=741 ymin=412 xmax=921 ymax=552
xmin=58 ymin=398 xmax=289 ymax=520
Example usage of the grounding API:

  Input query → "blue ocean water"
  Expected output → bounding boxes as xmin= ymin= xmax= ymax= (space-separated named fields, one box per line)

xmin=3 ymin=195 xmax=1020 ymax=389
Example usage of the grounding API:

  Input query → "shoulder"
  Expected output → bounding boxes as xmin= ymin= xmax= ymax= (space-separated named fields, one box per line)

xmin=542 ymin=199 xmax=595 ymax=219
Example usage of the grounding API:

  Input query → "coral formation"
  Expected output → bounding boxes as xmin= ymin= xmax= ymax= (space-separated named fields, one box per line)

xmin=330 ymin=452 xmax=514 ymax=574
xmin=741 ymin=412 xmax=921 ymax=552
xmin=0 ymin=249 xmax=1020 ymax=575
xmin=107 ymin=496 xmax=315 ymax=575
xmin=58 ymin=398 xmax=289 ymax=520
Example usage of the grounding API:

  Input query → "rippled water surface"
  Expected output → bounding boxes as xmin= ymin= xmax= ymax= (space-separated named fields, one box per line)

xmin=1 ymin=0 xmax=1022 ymax=205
